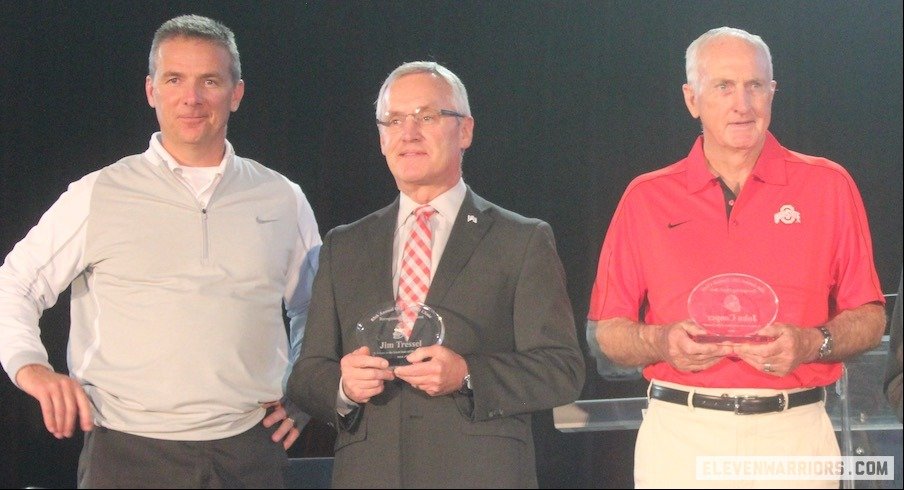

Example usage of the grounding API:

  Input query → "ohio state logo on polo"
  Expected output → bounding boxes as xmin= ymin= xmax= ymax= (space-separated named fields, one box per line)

xmin=773 ymin=204 xmax=801 ymax=224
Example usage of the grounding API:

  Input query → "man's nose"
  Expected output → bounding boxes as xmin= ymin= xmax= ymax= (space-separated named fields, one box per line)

xmin=732 ymin=88 xmax=753 ymax=112
xmin=400 ymin=115 xmax=422 ymax=140
xmin=181 ymin=83 xmax=204 ymax=104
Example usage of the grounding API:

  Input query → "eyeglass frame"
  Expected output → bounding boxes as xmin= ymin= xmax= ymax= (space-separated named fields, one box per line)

xmin=376 ymin=107 xmax=467 ymax=130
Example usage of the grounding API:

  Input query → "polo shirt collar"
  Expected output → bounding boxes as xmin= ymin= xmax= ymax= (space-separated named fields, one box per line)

xmin=685 ymin=130 xmax=788 ymax=194
xmin=750 ymin=132 xmax=788 ymax=186
xmin=144 ymin=132 xmax=234 ymax=174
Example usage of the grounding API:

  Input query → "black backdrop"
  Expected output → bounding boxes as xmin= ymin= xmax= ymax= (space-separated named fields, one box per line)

xmin=1 ymin=1 xmax=901 ymax=488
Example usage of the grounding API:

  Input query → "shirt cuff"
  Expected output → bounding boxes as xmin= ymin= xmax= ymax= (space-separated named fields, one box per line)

xmin=336 ymin=375 xmax=360 ymax=416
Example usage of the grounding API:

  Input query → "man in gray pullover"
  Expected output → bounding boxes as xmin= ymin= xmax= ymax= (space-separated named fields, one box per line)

xmin=0 ymin=15 xmax=321 ymax=488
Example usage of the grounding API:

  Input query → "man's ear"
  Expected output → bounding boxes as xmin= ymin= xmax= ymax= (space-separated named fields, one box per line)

xmin=230 ymin=79 xmax=245 ymax=112
xmin=458 ymin=116 xmax=474 ymax=151
xmin=682 ymin=83 xmax=700 ymax=119
xmin=145 ymin=75 xmax=156 ymax=108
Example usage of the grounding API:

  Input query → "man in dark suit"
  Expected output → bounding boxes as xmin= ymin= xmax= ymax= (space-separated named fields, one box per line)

xmin=287 ymin=61 xmax=584 ymax=488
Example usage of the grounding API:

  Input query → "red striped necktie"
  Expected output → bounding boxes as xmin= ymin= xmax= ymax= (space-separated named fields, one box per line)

xmin=396 ymin=205 xmax=436 ymax=339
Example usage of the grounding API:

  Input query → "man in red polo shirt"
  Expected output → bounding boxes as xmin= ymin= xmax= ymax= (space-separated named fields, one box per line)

xmin=588 ymin=26 xmax=886 ymax=488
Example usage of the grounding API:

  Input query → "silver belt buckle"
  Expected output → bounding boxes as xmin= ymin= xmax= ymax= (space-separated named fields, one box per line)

xmin=730 ymin=395 xmax=759 ymax=415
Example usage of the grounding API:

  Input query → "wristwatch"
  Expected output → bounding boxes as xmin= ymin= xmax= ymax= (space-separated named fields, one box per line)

xmin=816 ymin=326 xmax=833 ymax=360
xmin=459 ymin=373 xmax=473 ymax=394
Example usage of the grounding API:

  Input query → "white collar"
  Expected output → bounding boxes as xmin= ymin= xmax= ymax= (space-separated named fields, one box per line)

xmin=398 ymin=179 xmax=467 ymax=225
xmin=146 ymin=132 xmax=232 ymax=175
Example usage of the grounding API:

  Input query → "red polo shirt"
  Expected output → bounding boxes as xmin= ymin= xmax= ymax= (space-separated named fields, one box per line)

xmin=588 ymin=132 xmax=884 ymax=388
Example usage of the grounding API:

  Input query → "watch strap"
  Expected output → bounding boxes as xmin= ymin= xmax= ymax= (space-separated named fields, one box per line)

xmin=816 ymin=326 xmax=833 ymax=360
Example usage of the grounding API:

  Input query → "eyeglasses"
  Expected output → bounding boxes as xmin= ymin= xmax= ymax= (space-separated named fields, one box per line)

xmin=376 ymin=107 xmax=466 ymax=131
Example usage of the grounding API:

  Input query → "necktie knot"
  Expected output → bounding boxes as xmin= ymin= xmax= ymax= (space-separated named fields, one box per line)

xmin=414 ymin=205 xmax=435 ymax=222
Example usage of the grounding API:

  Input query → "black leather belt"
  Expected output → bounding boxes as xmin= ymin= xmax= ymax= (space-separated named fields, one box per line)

xmin=649 ymin=384 xmax=824 ymax=415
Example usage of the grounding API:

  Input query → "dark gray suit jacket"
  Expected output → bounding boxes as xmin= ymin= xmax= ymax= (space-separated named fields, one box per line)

xmin=287 ymin=189 xmax=584 ymax=488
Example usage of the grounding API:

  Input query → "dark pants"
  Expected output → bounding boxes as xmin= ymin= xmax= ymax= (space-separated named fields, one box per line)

xmin=76 ymin=424 xmax=288 ymax=489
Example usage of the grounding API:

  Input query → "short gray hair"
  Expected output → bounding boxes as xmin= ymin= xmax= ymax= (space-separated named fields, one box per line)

xmin=375 ymin=61 xmax=471 ymax=120
xmin=149 ymin=14 xmax=241 ymax=83
xmin=685 ymin=27 xmax=772 ymax=94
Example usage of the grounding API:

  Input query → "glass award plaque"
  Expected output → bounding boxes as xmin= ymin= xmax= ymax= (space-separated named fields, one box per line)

xmin=687 ymin=273 xmax=778 ymax=343
xmin=355 ymin=301 xmax=445 ymax=366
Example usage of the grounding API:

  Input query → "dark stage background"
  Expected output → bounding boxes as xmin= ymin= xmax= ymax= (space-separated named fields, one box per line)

xmin=1 ymin=1 xmax=901 ymax=488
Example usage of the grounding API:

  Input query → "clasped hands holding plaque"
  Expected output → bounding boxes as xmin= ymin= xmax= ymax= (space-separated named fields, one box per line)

xmin=348 ymin=301 xmax=465 ymax=398
xmin=683 ymin=273 xmax=803 ymax=375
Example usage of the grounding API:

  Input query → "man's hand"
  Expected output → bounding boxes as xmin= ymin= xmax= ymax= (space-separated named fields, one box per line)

xmin=393 ymin=345 xmax=467 ymax=396
xmin=732 ymin=323 xmax=817 ymax=377
xmin=16 ymin=364 xmax=94 ymax=439
xmin=340 ymin=346 xmax=395 ymax=404
xmin=261 ymin=401 xmax=300 ymax=450
xmin=651 ymin=320 xmax=734 ymax=372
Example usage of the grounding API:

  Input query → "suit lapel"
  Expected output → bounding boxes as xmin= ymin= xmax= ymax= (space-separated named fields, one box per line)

xmin=367 ymin=198 xmax=400 ymax=304
xmin=427 ymin=188 xmax=493 ymax=305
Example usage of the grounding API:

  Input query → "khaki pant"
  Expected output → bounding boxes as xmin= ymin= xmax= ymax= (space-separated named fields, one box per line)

xmin=634 ymin=380 xmax=839 ymax=489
